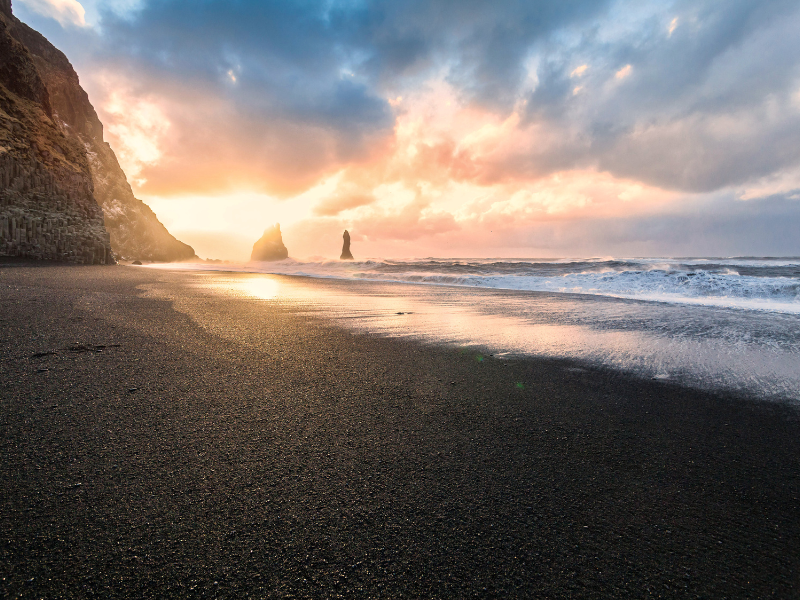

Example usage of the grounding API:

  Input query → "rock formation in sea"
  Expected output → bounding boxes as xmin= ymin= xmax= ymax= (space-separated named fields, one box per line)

xmin=0 ymin=0 xmax=195 ymax=262
xmin=340 ymin=229 xmax=353 ymax=260
xmin=251 ymin=223 xmax=288 ymax=261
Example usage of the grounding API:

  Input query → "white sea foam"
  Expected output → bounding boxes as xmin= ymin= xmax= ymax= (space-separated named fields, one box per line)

xmin=145 ymin=258 xmax=800 ymax=400
xmin=156 ymin=256 xmax=800 ymax=314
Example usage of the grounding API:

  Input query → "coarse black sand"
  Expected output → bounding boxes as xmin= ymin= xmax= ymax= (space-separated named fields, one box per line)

xmin=1 ymin=265 xmax=799 ymax=598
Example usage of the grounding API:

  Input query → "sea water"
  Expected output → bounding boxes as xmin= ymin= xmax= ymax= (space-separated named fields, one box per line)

xmin=147 ymin=257 xmax=800 ymax=402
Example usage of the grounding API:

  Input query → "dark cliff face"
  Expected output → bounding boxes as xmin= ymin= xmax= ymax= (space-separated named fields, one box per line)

xmin=1 ymin=2 xmax=195 ymax=262
xmin=0 ymin=6 xmax=111 ymax=263
xmin=0 ymin=14 xmax=49 ymax=116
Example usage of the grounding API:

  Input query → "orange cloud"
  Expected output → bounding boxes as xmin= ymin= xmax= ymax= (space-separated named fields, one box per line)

xmin=353 ymin=195 xmax=460 ymax=242
xmin=284 ymin=81 xmax=682 ymax=257
xmin=88 ymin=72 xmax=394 ymax=198
xmin=94 ymin=73 xmax=687 ymax=259
xmin=312 ymin=179 xmax=377 ymax=216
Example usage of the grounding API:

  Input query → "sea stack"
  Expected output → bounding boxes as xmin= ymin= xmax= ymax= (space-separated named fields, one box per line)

xmin=340 ymin=229 xmax=354 ymax=260
xmin=251 ymin=223 xmax=288 ymax=261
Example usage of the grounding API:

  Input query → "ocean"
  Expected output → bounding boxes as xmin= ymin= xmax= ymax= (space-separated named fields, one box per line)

xmin=149 ymin=257 xmax=800 ymax=402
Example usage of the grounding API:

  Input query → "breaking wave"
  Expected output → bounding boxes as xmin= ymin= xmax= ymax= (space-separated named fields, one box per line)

xmin=175 ymin=257 xmax=800 ymax=313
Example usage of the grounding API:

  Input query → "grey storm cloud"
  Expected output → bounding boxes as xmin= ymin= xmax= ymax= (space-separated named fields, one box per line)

xmin=592 ymin=193 xmax=800 ymax=256
xmin=483 ymin=192 xmax=800 ymax=256
xmin=96 ymin=0 xmax=394 ymax=138
xmin=522 ymin=0 xmax=800 ymax=191
xmin=93 ymin=0 xmax=614 ymax=121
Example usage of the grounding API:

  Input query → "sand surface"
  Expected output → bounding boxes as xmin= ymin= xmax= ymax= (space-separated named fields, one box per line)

xmin=1 ymin=264 xmax=799 ymax=598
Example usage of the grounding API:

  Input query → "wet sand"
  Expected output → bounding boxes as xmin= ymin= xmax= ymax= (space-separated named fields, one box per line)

xmin=1 ymin=264 xmax=799 ymax=598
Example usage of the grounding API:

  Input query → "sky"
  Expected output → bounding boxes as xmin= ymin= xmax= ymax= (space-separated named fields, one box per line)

xmin=13 ymin=0 xmax=800 ymax=259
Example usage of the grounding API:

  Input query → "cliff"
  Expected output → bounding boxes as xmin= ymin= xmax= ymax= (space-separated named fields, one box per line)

xmin=0 ymin=2 xmax=111 ymax=262
xmin=251 ymin=224 xmax=288 ymax=261
xmin=1 ymin=1 xmax=195 ymax=262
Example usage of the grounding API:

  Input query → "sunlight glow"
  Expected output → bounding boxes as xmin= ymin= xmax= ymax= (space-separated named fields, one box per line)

xmin=237 ymin=277 xmax=281 ymax=300
xmin=99 ymin=80 xmax=171 ymax=187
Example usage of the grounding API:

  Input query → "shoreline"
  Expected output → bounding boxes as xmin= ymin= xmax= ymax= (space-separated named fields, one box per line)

xmin=141 ymin=256 xmax=800 ymax=317
xmin=151 ymin=265 xmax=800 ymax=404
xmin=2 ymin=265 xmax=799 ymax=597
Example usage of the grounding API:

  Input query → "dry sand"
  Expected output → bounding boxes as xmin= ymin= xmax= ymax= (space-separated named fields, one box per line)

xmin=1 ymin=264 xmax=799 ymax=598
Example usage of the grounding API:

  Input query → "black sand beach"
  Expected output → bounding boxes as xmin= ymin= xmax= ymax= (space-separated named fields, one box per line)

xmin=1 ymin=265 xmax=799 ymax=598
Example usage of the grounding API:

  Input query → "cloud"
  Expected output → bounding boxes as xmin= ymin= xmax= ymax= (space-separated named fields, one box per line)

xmin=518 ymin=0 xmax=800 ymax=189
xmin=33 ymin=0 xmax=800 ymax=256
xmin=287 ymin=192 xmax=460 ymax=258
xmin=668 ymin=17 xmax=679 ymax=37
xmin=95 ymin=73 xmax=170 ymax=186
xmin=18 ymin=0 xmax=86 ymax=27
xmin=284 ymin=189 xmax=800 ymax=259
xmin=738 ymin=166 xmax=800 ymax=201
xmin=84 ymin=66 xmax=394 ymax=197
xmin=312 ymin=180 xmax=376 ymax=216
xmin=614 ymin=64 xmax=632 ymax=80
xmin=570 ymin=64 xmax=588 ymax=78
xmin=80 ymin=0 xmax=800 ymax=198
xmin=354 ymin=197 xmax=460 ymax=242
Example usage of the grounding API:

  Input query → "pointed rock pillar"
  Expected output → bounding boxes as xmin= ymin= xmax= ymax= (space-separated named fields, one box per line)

xmin=340 ymin=229 xmax=353 ymax=260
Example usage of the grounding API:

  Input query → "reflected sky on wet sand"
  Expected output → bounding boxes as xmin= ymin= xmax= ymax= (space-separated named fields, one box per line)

xmin=169 ymin=272 xmax=800 ymax=403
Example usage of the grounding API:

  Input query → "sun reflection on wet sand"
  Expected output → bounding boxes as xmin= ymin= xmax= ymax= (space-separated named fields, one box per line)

xmin=138 ymin=265 xmax=800 ymax=400
xmin=161 ymin=271 xmax=800 ymax=401
xmin=234 ymin=276 xmax=281 ymax=300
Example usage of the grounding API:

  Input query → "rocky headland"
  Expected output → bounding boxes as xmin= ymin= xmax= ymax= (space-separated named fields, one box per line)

xmin=250 ymin=223 xmax=288 ymax=261
xmin=0 ymin=0 xmax=111 ymax=263
xmin=0 ymin=0 xmax=194 ymax=262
